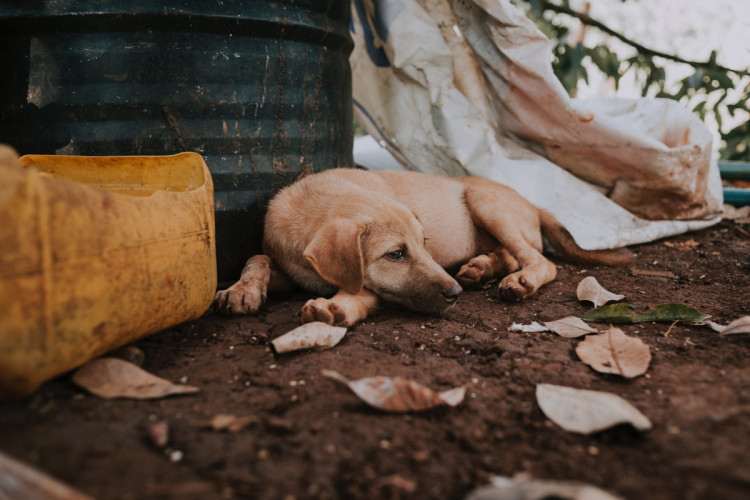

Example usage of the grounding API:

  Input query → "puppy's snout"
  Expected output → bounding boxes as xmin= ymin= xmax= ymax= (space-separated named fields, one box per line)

xmin=442 ymin=284 xmax=462 ymax=302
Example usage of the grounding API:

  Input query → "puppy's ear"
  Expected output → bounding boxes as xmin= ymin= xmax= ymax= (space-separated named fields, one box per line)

xmin=303 ymin=220 xmax=365 ymax=294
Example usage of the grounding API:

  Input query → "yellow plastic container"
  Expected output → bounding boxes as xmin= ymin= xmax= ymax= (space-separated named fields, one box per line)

xmin=0 ymin=153 xmax=216 ymax=397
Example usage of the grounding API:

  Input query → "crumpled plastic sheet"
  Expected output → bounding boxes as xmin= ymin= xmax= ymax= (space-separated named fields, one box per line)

xmin=350 ymin=0 xmax=723 ymax=250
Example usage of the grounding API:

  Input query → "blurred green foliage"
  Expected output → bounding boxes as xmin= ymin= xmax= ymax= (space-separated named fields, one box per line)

xmin=516 ymin=0 xmax=750 ymax=161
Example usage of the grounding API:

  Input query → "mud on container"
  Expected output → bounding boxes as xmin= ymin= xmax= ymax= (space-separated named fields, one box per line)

xmin=0 ymin=1 xmax=354 ymax=283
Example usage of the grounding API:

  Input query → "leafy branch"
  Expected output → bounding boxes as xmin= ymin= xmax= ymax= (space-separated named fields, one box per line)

xmin=537 ymin=0 xmax=745 ymax=74
xmin=519 ymin=0 xmax=750 ymax=161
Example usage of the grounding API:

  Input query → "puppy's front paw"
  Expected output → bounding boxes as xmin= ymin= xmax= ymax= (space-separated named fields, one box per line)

xmin=498 ymin=272 xmax=536 ymax=301
xmin=213 ymin=283 xmax=265 ymax=315
xmin=456 ymin=257 xmax=492 ymax=288
xmin=299 ymin=298 xmax=347 ymax=326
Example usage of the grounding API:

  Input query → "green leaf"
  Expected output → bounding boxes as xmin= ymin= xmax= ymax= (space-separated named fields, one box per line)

xmin=583 ymin=304 xmax=638 ymax=322
xmin=583 ymin=303 xmax=711 ymax=324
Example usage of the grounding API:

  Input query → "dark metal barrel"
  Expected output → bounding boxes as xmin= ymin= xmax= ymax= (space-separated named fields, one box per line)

xmin=0 ymin=1 xmax=354 ymax=283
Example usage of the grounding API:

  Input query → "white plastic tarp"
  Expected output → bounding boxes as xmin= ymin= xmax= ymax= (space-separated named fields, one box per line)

xmin=350 ymin=0 xmax=723 ymax=249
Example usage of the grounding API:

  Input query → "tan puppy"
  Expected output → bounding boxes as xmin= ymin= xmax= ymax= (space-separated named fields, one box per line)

xmin=214 ymin=168 xmax=631 ymax=326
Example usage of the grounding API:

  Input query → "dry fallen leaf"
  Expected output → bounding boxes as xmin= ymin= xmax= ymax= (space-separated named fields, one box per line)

xmin=722 ymin=316 xmax=750 ymax=335
xmin=0 ymin=451 xmax=95 ymax=500
xmin=704 ymin=321 xmax=724 ymax=333
xmin=543 ymin=317 xmax=599 ymax=338
xmin=536 ymin=384 xmax=652 ymax=434
xmin=322 ymin=370 xmax=465 ymax=412
xmin=576 ymin=276 xmax=625 ymax=307
xmin=72 ymin=357 xmax=199 ymax=400
xmin=705 ymin=316 xmax=750 ymax=336
xmin=575 ymin=327 xmax=651 ymax=378
xmin=466 ymin=476 xmax=624 ymax=500
xmin=271 ymin=322 xmax=347 ymax=354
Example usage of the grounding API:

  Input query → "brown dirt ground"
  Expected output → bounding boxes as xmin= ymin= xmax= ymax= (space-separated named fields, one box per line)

xmin=2 ymin=220 xmax=749 ymax=500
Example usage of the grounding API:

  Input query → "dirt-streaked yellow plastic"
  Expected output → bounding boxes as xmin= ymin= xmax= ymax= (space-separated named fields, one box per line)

xmin=0 ymin=153 xmax=217 ymax=397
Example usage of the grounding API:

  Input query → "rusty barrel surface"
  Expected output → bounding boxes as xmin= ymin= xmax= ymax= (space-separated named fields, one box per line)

xmin=0 ymin=1 xmax=354 ymax=283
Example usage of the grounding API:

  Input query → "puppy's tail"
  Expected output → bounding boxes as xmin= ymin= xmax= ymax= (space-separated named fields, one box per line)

xmin=538 ymin=209 xmax=633 ymax=266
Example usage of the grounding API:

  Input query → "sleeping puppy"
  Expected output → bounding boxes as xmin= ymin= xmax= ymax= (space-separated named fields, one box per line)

xmin=214 ymin=168 xmax=631 ymax=326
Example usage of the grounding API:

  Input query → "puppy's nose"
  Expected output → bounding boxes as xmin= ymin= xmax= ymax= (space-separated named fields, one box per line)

xmin=442 ymin=284 xmax=463 ymax=302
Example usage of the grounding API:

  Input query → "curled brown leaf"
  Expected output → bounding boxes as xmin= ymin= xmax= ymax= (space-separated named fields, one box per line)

xmin=536 ymin=384 xmax=652 ymax=434
xmin=322 ymin=370 xmax=465 ymax=412
xmin=543 ymin=317 xmax=598 ymax=338
xmin=271 ymin=322 xmax=347 ymax=354
xmin=576 ymin=276 xmax=625 ymax=307
xmin=575 ymin=327 xmax=651 ymax=378
xmin=72 ymin=358 xmax=199 ymax=400
xmin=706 ymin=316 xmax=750 ymax=336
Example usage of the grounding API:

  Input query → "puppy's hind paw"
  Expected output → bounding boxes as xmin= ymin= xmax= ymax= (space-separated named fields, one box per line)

xmin=300 ymin=298 xmax=347 ymax=326
xmin=213 ymin=284 xmax=265 ymax=316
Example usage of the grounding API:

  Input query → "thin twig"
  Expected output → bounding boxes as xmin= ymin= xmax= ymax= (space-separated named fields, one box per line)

xmin=663 ymin=319 xmax=679 ymax=338
xmin=539 ymin=0 xmax=746 ymax=74
xmin=729 ymin=222 xmax=750 ymax=239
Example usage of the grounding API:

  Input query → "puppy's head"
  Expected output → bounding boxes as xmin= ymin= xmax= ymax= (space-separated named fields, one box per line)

xmin=303 ymin=201 xmax=461 ymax=314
